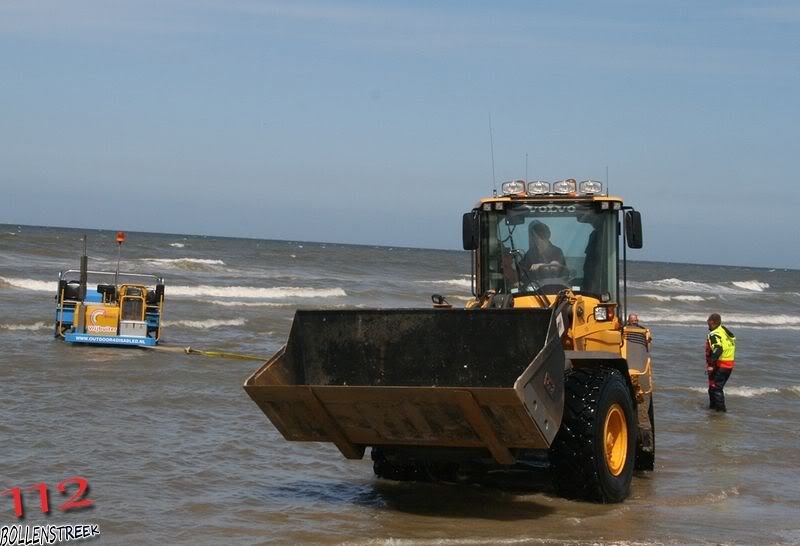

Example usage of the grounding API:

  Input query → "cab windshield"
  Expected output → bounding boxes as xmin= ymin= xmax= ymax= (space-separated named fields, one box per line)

xmin=480 ymin=202 xmax=617 ymax=299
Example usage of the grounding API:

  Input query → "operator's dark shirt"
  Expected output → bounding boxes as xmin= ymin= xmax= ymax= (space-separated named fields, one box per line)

xmin=522 ymin=243 xmax=565 ymax=271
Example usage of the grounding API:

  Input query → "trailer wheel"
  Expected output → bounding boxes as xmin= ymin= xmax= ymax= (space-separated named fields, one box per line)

xmin=549 ymin=367 xmax=637 ymax=503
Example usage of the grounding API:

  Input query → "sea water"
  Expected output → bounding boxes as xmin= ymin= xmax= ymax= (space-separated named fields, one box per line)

xmin=2 ymin=225 xmax=799 ymax=545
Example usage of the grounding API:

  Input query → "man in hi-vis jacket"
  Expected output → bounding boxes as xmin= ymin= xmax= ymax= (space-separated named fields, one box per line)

xmin=706 ymin=313 xmax=736 ymax=412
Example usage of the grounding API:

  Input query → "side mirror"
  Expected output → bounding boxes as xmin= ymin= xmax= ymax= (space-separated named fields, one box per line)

xmin=462 ymin=212 xmax=478 ymax=250
xmin=625 ymin=210 xmax=643 ymax=249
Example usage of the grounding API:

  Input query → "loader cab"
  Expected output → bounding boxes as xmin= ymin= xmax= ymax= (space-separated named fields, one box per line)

xmin=463 ymin=179 xmax=643 ymax=307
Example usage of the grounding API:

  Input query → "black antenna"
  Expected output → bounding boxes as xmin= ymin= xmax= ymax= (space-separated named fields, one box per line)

xmin=79 ymin=235 xmax=87 ymax=301
xmin=606 ymin=165 xmax=609 ymax=195
xmin=489 ymin=114 xmax=497 ymax=196
xmin=525 ymin=153 xmax=529 ymax=182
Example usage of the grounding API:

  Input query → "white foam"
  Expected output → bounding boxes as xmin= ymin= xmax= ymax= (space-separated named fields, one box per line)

xmin=640 ymin=294 xmax=706 ymax=302
xmin=209 ymin=300 xmax=292 ymax=307
xmin=639 ymin=310 xmax=800 ymax=328
xmin=162 ymin=318 xmax=247 ymax=329
xmin=350 ymin=538 xmax=657 ymax=546
xmin=169 ymin=243 xmax=185 ymax=248
xmin=0 ymin=277 xmax=54 ymax=292
xmin=705 ymin=486 xmax=740 ymax=503
xmin=674 ymin=295 xmax=707 ymax=302
xmin=687 ymin=386 xmax=780 ymax=397
xmin=423 ymin=279 xmax=473 ymax=289
xmin=731 ymin=325 xmax=800 ymax=331
xmin=632 ymin=277 xmax=769 ymax=295
xmin=788 ymin=386 xmax=800 ymax=397
xmin=0 ymin=276 xmax=346 ymax=300
xmin=633 ymin=278 xmax=719 ymax=293
xmin=732 ymin=280 xmax=769 ymax=292
xmin=143 ymin=258 xmax=225 ymax=266
xmin=640 ymin=294 xmax=671 ymax=302
xmin=168 ymin=285 xmax=347 ymax=299
xmin=0 ymin=321 xmax=49 ymax=331
xmin=726 ymin=386 xmax=781 ymax=397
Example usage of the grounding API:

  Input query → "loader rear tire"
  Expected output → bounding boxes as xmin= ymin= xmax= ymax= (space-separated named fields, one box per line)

xmin=549 ymin=367 xmax=637 ymax=503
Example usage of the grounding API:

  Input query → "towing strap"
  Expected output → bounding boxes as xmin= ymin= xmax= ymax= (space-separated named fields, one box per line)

xmin=141 ymin=345 xmax=267 ymax=362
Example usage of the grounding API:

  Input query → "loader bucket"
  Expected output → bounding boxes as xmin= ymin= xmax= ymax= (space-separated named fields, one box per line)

xmin=244 ymin=305 xmax=567 ymax=465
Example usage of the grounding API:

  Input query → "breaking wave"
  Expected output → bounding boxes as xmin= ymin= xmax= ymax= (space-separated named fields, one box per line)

xmin=141 ymin=258 xmax=225 ymax=271
xmin=724 ymin=386 xmax=780 ymax=397
xmin=639 ymin=294 xmax=707 ymax=302
xmin=168 ymin=285 xmax=346 ymax=299
xmin=639 ymin=310 xmax=800 ymax=329
xmin=209 ymin=300 xmax=292 ymax=307
xmin=687 ymin=386 xmax=781 ymax=398
xmin=162 ymin=318 xmax=247 ymax=329
xmin=0 ymin=277 xmax=54 ymax=292
xmin=422 ymin=279 xmax=473 ymax=289
xmin=0 ymin=276 xmax=346 ymax=300
xmin=0 ymin=321 xmax=49 ymax=331
xmin=144 ymin=258 xmax=224 ymax=265
xmin=169 ymin=243 xmax=185 ymax=248
xmin=732 ymin=280 xmax=769 ymax=292
xmin=631 ymin=278 xmax=769 ymax=295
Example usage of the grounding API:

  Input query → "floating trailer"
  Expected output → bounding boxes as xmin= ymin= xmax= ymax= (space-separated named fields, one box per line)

xmin=54 ymin=233 xmax=165 ymax=347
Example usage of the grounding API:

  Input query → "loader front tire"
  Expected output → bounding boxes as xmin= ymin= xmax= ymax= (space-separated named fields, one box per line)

xmin=635 ymin=396 xmax=655 ymax=471
xmin=371 ymin=448 xmax=428 ymax=482
xmin=550 ymin=367 xmax=637 ymax=503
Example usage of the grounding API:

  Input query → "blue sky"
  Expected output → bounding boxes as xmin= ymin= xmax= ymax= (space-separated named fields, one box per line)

xmin=1 ymin=1 xmax=798 ymax=268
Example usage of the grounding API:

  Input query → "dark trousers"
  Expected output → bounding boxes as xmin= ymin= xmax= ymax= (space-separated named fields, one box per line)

xmin=708 ymin=367 xmax=733 ymax=411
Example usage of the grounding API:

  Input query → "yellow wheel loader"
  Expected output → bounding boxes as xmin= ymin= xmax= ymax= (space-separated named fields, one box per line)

xmin=244 ymin=178 xmax=654 ymax=503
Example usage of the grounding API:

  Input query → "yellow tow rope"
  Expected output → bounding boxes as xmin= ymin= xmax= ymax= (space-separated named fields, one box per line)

xmin=141 ymin=345 xmax=267 ymax=362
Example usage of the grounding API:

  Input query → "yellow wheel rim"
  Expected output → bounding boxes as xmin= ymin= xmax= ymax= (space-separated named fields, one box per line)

xmin=604 ymin=403 xmax=628 ymax=476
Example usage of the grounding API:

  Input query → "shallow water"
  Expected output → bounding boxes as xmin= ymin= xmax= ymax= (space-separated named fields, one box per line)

xmin=2 ymin=225 xmax=799 ymax=545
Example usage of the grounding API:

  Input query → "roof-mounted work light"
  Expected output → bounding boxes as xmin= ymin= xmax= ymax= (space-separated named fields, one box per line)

xmin=579 ymin=180 xmax=603 ymax=195
xmin=552 ymin=179 xmax=577 ymax=194
xmin=501 ymin=180 xmax=526 ymax=195
xmin=528 ymin=181 xmax=550 ymax=195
